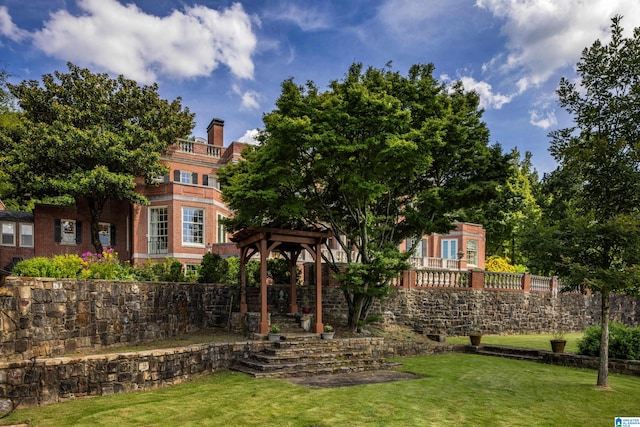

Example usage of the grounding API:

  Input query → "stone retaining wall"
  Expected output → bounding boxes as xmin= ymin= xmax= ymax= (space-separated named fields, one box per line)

xmin=2 ymin=277 xmax=640 ymax=361
xmin=0 ymin=278 xmax=236 ymax=361
xmin=0 ymin=340 xmax=267 ymax=409
xmin=319 ymin=286 xmax=640 ymax=335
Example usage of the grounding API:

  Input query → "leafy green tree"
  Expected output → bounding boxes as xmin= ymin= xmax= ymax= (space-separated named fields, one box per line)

xmin=1 ymin=63 xmax=194 ymax=252
xmin=548 ymin=16 xmax=640 ymax=387
xmin=220 ymin=63 xmax=509 ymax=328
xmin=0 ymin=69 xmax=21 ymax=205
xmin=464 ymin=148 xmax=541 ymax=266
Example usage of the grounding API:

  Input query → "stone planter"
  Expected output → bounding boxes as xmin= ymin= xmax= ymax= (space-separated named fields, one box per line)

xmin=550 ymin=339 xmax=567 ymax=353
xmin=321 ymin=332 xmax=334 ymax=340
xmin=268 ymin=333 xmax=281 ymax=342
xmin=469 ymin=334 xmax=482 ymax=346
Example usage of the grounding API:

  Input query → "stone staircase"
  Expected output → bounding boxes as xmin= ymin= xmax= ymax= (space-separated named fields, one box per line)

xmin=232 ymin=334 xmax=401 ymax=379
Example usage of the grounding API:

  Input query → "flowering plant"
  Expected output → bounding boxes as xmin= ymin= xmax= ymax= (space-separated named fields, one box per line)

xmin=80 ymin=248 xmax=129 ymax=280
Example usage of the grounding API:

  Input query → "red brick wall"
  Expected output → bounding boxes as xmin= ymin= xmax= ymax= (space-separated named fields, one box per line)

xmin=34 ymin=199 xmax=131 ymax=259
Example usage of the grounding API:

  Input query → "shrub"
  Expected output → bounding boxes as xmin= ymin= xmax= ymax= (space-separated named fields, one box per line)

xmin=578 ymin=323 xmax=640 ymax=360
xmin=13 ymin=257 xmax=60 ymax=278
xmin=51 ymin=254 xmax=84 ymax=278
xmin=129 ymin=260 xmax=159 ymax=281
xmin=79 ymin=249 xmax=132 ymax=280
xmin=485 ymin=256 xmax=516 ymax=273
xmin=223 ymin=257 xmax=240 ymax=285
xmin=12 ymin=254 xmax=83 ymax=278
xmin=199 ymin=253 xmax=228 ymax=283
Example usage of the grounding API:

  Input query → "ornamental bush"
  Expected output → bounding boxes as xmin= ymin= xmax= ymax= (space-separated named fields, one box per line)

xmin=79 ymin=249 xmax=132 ymax=280
xmin=578 ymin=323 xmax=640 ymax=360
xmin=13 ymin=255 xmax=82 ymax=278
xmin=199 ymin=253 xmax=228 ymax=283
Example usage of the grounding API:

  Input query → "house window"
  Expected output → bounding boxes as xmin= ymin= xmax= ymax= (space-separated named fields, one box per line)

xmin=441 ymin=239 xmax=458 ymax=259
xmin=61 ymin=220 xmax=76 ymax=244
xmin=174 ymin=170 xmax=198 ymax=185
xmin=204 ymin=175 xmax=220 ymax=189
xmin=149 ymin=207 xmax=168 ymax=254
xmin=180 ymin=171 xmax=192 ymax=184
xmin=182 ymin=207 xmax=204 ymax=245
xmin=99 ymin=223 xmax=112 ymax=247
xmin=407 ymin=238 xmax=426 ymax=258
xmin=1 ymin=222 xmax=15 ymax=246
xmin=217 ymin=213 xmax=227 ymax=243
xmin=467 ymin=240 xmax=478 ymax=266
xmin=55 ymin=219 xmax=81 ymax=245
xmin=20 ymin=224 xmax=33 ymax=247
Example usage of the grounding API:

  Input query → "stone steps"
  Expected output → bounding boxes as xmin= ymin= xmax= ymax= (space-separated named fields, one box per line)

xmin=469 ymin=344 xmax=542 ymax=361
xmin=232 ymin=336 xmax=400 ymax=379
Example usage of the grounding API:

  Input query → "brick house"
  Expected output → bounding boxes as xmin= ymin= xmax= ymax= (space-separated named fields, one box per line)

xmin=0 ymin=118 xmax=246 ymax=271
xmin=130 ymin=118 xmax=246 ymax=270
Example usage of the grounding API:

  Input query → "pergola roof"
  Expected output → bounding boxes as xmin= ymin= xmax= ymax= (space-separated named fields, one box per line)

xmin=231 ymin=226 xmax=332 ymax=253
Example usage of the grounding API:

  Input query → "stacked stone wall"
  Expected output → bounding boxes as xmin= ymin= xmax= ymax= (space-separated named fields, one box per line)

xmin=0 ymin=340 xmax=267 ymax=408
xmin=0 ymin=278 xmax=236 ymax=361
xmin=317 ymin=286 xmax=640 ymax=335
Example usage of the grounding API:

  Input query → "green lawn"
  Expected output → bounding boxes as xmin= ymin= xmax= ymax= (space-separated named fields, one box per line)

xmin=3 ymin=353 xmax=639 ymax=426
xmin=447 ymin=332 xmax=583 ymax=353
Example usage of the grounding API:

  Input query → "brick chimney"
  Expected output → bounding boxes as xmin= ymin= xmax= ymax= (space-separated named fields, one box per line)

xmin=207 ymin=118 xmax=224 ymax=147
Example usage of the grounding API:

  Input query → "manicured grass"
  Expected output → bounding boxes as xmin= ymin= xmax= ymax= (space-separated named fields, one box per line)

xmin=447 ymin=332 xmax=583 ymax=353
xmin=3 ymin=353 xmax=639 ymax=426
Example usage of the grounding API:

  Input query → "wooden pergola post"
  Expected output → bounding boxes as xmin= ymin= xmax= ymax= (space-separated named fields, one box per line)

xmin=313 ymin=238 xmax=323 ymax=333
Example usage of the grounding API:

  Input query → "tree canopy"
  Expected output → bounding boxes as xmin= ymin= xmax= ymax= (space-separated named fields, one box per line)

xmin=0 ymin=62 xmax=195 ymax=252
xmin=220 ymin=62 xmax=509 ymax=328
xmin=547 ymin=16 xmax=640 ymax=387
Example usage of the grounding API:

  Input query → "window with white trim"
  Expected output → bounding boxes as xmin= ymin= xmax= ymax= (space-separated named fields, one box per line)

xmin=182 ymin=207 xmax=204 ymax=245
xmin=180 ymin=171 xmax=192 ymax=184
xmin=20 ymin=224 xmax=33 ymax=247
xmin=467 ymin=240 xmax=478 ymax=266
xmin=441 ymin=239 xmax=458 ymax=260
xmin=99 ymin=223 xmax=111 ymax=247
xmin=407 ymin=238 xmax=427 ymax=258
xmin=217 ymin=213 xmax=227 ymax=243
xmin=61 ymin=220 xmax=76 ymax=244
xmin=149 ymin=207 xmax=168 ymax=254
xmin=1 ymin=222 xmax=15 ymax=246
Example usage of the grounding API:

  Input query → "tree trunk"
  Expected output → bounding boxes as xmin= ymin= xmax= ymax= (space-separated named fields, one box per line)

xmin=597 ymin=290 xmax=610 ymax=387
xmin=87 ymin=197 xmax=106 ymax=254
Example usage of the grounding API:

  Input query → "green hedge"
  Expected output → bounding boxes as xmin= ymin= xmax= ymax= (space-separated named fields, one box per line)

xmin=578 ymin=323 xmax=640 ymax=360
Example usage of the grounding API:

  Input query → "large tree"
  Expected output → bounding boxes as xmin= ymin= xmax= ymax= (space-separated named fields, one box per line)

xmin=549 ymin=16 xmax=640 ymax=388
xmin=464 ymin=148 xmax=541 ymax=265
xmin=0 ymin=69 xmax=20 ymax=203
xmin=220 ymin=63 xmax=509 ymax=328
xmin=1 ymin=63 xmax=194 ymax=253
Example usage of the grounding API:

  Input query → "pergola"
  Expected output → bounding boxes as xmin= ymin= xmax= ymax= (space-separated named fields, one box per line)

xmin=230 ymin=227 xmax=332 ymax=334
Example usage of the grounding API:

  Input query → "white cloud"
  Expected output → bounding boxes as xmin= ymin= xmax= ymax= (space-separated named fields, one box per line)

xmin=28 ymin=0 xmax=257 ymax=84
xmin=459 ymin=76 xmax=514 ymax=109
xmin=263 ymin=2 xmax=331 ymax=31
xmin=442 ymin=73 xmax=514 ymax=110
xmin=232 ymin=83 xmax=262 ymax=110
xmin=529 ymin=108 xmax=557 ymax=130
xmin=476 ymin=0 xmax=640 ymax=93
xmin=237 ymin=128 xmax=260 ymax=145
xmin=0 ymin=6 xmax=28 ymax=42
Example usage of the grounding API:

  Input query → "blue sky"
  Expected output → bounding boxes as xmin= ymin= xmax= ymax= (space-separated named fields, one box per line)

xmin=2 ymin=0 xmax=640 ymax=175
